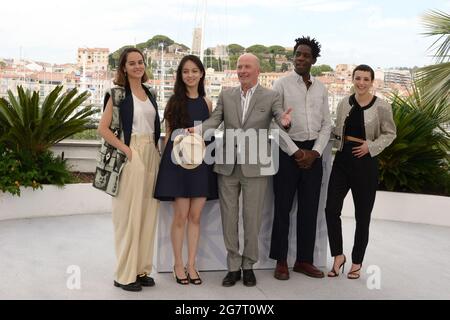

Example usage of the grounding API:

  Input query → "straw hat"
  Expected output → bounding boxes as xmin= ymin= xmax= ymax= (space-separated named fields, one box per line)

xmin=172 ymin=133 xmax=206 ymax=169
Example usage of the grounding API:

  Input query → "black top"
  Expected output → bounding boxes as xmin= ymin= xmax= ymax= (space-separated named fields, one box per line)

xmin=344 ymin=94 xmax=377 ymax=140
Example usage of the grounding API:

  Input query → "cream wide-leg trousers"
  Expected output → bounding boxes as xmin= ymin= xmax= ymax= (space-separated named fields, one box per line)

xmin=112 ymin=134 xmax=160 ymax=285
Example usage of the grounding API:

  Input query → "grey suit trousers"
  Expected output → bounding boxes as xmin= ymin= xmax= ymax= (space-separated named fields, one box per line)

xmin=218 ymin=165 xmax=269 ymax=271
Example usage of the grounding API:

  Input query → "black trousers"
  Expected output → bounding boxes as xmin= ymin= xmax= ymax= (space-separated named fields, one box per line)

xmin=325 ymin=143 xmax=378 ymax=264
xmin=270 ymin=140 xmax=323 ymax=263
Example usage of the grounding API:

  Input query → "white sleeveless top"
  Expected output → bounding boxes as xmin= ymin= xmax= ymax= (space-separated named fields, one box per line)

xmin=132 ymin=93 xmax=155 ymax=135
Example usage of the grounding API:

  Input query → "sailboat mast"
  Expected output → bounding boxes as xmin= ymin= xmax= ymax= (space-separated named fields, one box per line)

xmin=199 ymin=0 xmax=207 ymax=63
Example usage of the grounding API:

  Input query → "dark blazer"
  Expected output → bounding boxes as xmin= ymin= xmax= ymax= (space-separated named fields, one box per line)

xmin=103 ymin=83 xmax=161 ymax=147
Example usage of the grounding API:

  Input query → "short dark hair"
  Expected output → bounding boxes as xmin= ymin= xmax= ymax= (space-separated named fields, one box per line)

xmin=114 ymin=47 xmax=149 ymax=86
xmin=294 ymin=36 xmax=321 ymax=59
xmin=352 ymin=64 xmax=375 ymax=81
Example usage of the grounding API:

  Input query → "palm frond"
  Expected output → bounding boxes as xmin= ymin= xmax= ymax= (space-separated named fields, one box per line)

xmin=379 ymin=79 xmax=450 ymax=195
xmin=0 ymin=85 xmax=96 ymax=155
xmin=421 ymin=10 xmax=450 ymax=63
xmin=52 ymin=88 xmax=79 ymax=120
xmin=415 ymin=62 xmax=450 ymax=103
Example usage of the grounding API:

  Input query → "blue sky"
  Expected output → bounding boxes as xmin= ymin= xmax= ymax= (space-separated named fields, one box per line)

xmin=1 ymin=0 xmax=449 ymax=68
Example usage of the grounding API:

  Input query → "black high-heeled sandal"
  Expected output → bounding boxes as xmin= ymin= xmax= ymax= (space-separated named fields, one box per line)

xmin=347 ymin=264 xmax=362 ymax=280
xmin=328 ymin=255 xmax=346 ymax=277
xmin=187 ymin=267 xmax=202 ymax=285
xmin=173 ymin=267 xmax=189 ymax=285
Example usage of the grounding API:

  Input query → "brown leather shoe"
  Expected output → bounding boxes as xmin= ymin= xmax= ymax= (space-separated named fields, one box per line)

xmin=293 ymin=261 xmax=324 ymax=278
xmin=274 ymin=260 xmax=289 ymax=280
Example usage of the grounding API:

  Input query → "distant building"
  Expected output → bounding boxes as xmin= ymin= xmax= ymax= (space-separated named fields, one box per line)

xmin=191 ymin=27 xmax=202 ymax=56
xmin=384 ymin=70 xmax=412 ymax=87
xmin=259 ymin=72 xmax=285 ymax=89
xmin=375 ymin=68 xmax=384 ymax=81
xmin=335 ymin=64 xmax=357 ymax=79
xmin=214 ymin=45 xmax=228 ymax=58
xmin=167 ymin=43 xmax=189 ymax=55
xmin=77 ymin=48 xmax=109 ymax=73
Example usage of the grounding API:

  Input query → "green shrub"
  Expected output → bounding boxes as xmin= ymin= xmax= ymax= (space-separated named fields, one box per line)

xmin=378 ymin=84 xmax=450 ymax=196
xmin=0 ymin=85 xmax=98 ymax=156
xmin=0 ymin=145 xmax=74 ymax=196
xmin=0 ymin=85 xmax=97 ymax=196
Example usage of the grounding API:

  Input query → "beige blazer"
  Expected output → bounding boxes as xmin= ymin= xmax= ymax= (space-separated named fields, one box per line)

xmin=333 ymin=95 xmax=396 ymax=156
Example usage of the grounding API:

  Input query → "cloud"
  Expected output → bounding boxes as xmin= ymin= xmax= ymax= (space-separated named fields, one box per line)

xmin=0 ymin=0 xmax=436 ymax=67
xmin=364 ymin=5 xmax=419 ymax=29
xmin=298 ymin=0 xmax=359 ymax=12
xmin=0 ymin=0 xmax=254 ymax=52
xmin=207 ymin=0 xmax=358 ymax=12
xmin=209 ymin=0 xmax=446 ymax=15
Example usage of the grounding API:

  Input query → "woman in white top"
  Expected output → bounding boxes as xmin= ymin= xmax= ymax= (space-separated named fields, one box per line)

xmin=98 ymin=48 xmax=161 ymax=292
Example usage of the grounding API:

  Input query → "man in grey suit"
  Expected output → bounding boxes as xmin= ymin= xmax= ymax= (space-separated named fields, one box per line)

xmin=199 ymin=53 xmax=297 ymax=287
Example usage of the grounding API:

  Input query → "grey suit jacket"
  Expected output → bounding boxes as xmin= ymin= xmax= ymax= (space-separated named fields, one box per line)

xmin=202 ymin=85 xmax=295 ymax=177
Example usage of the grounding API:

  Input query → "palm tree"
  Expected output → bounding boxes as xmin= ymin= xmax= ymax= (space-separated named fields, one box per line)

xmin=415 ymin=10 xmax=450 ymax=104
xmin=0 ymin=86 xmax=99 ymax=195
xmin=379 ymin=9 xmax=450 ymax=196
xmin=0 ymin=85 xmax=98 ymax=156
xmin=378 ymin=81 xmax=450 ymax=195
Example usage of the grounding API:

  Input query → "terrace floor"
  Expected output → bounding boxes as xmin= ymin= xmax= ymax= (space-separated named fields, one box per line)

xmin=0 ymin=213 xmax=449 ymax=300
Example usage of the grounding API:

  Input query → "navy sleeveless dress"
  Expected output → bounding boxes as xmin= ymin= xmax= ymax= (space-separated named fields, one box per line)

xmin=154 ymin=96 xmax=218 ymax=201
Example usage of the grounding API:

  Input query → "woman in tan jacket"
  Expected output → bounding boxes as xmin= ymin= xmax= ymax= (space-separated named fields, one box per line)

xmin=325 ymin=64 xmax=396 ymax=279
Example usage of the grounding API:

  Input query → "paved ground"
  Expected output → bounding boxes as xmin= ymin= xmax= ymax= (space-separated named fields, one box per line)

xmin=0 ymin=213 xmax=449 ymax=300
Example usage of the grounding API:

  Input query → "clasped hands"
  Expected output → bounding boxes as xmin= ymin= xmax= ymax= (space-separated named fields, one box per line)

xmin=293 ymin=148 xmax=320 ymax=169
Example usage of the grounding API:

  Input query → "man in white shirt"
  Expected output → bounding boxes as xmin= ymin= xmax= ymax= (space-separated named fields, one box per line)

xmin=270 ymin=36 xmax=332 ymax=280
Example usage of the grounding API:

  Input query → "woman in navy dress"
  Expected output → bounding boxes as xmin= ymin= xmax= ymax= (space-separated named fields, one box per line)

xmin=154 ymin=55 xmax=218 ymax=285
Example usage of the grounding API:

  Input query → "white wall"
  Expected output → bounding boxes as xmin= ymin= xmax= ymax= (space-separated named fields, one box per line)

xmin=0 ymin=184 xmax=111 ymax=221
xmin=342 ymin=191 xmax=450 ymax=227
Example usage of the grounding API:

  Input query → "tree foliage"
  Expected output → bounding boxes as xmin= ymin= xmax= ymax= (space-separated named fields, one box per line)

xmin=246 ymin=44 xmax=268 ymax=54
xmin=227 ymin=44 xmax=245 ymax=55
xmin=268 ymin=45 xmax=286 ymax=55
xmin=311 ymin=64 xmax=334 ymax=76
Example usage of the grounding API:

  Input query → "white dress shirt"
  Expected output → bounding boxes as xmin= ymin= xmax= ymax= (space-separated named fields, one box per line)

xmin=272 ymin=71 xmax=332 ymax=156
xmin=240 ymin=83 xmax=258 ymax=122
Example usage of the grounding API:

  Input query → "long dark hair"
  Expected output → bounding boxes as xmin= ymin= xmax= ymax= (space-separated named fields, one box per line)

xmin=113 ymin=47 xmax=149 ymax=86
xmin=164 ymin=55 xmax=206 ymax=131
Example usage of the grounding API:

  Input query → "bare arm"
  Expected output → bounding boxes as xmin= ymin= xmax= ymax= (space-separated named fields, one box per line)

xmin=97 ymin=96 xmax=132 ymax=160
xmin=164 ymin=120 xmax=171 ymax=146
